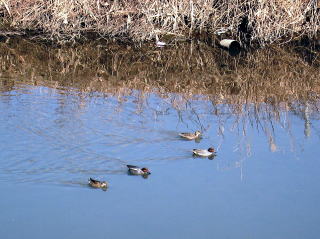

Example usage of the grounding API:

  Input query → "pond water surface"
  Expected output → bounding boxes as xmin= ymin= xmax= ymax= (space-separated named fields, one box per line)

xmin=0 ymin=41 xmax=320 ymax=239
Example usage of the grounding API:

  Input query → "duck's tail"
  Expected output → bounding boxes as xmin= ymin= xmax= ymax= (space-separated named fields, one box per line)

xmin=89 ymin=178 xmax=98 ymax=183
xmin=126 ymin=165 xmax=137 ymax=169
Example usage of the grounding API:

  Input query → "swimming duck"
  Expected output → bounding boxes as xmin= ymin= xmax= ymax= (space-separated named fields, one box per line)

xmin=88 ymin=178 xmax=108 ymax=189
xmin=179 ymin=131 xmax=201 ymax=140
xmin=127 ymin=165 xmax=151 ymax=175
xmin=192 ymin=147 xmax=215 ymax=157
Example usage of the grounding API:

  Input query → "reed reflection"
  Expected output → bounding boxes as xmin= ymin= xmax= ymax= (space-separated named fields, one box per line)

xmin=0 ymin=39 xmax=319 ymax=184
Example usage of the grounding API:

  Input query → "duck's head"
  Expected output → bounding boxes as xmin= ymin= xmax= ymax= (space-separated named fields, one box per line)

xmin=195 ymin=131 xmax=201 ymax=136
xmin=208 ymin=147 xmax=215 ymax=152
xmin=100 ymin=181 xmax=108 ymax=188
xmin=141 ymin=168 xmax=151 ymax=174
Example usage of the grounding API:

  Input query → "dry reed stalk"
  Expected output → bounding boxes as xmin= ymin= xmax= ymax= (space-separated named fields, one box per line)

xmin=0 ymin=0 xmax=318 ymax=45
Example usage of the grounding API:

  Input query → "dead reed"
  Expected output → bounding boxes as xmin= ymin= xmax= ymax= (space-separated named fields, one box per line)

xmin=0 ymin=0 xmax=319 ymax=45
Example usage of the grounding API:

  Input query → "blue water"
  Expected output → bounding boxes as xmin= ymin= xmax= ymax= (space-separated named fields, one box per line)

xmin=1 ymin=85 xmax=320 ymax=239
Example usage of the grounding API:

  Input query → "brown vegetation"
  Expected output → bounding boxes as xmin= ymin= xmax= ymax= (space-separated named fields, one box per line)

xmin=0 ymin=38 xmax=319 ymax=103
xmin=0 ymin=0 xmax=319 ymax=45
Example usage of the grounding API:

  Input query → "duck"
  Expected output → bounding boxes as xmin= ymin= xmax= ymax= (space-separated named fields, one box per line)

xmin=192 ymin=147 xmax=215 ymax=157
xmin=179 ymin=131 xmax=201 ymax=140
xmin=88 ymin=178 xmax=108 ymax=189
xmin=127 ymin=165 xmax=151 ymax=175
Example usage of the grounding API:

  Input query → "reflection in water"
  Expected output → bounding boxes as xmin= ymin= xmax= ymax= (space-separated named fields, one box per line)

xmin=1 ymin=40 xmax=320 ymax=239
xmin=0 ymin=84 xmax=319 ymax=185
xmin=0 ymin=39 xmax=319 ymax=170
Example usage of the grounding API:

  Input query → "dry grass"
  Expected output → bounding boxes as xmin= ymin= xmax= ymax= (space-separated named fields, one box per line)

xmin=0 ymin=0 xmax=319 ymax=45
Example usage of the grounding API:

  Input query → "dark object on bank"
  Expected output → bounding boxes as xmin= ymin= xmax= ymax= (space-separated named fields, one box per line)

xmin=238 ymin=15 xmax=253 ymax=47
xmin=219 ymin=39 xmax=241 ymax=56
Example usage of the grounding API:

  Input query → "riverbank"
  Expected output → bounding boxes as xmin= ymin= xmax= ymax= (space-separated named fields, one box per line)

xmin=0 ymin=0 xmax=319 ymax=46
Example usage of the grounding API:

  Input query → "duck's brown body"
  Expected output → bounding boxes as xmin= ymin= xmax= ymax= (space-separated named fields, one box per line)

xmin=88 ymin=178 xmax=108 ymax=189
xmin=179 ymin=131 xmax=201 ymax=140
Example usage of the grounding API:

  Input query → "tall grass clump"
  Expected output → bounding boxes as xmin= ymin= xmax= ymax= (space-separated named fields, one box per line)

xmin=0 ymin=0 xmax=319 ymax=45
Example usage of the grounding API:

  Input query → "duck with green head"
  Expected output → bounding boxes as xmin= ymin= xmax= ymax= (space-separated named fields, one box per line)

xmin=127 ymin=165 xmax=151 ymax=176
xmin=192 ymin=147 xmax=215 ymax=157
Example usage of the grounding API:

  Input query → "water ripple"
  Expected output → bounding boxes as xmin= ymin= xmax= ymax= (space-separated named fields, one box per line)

xmin=0 ymin=85 xmax=314 ymax=186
